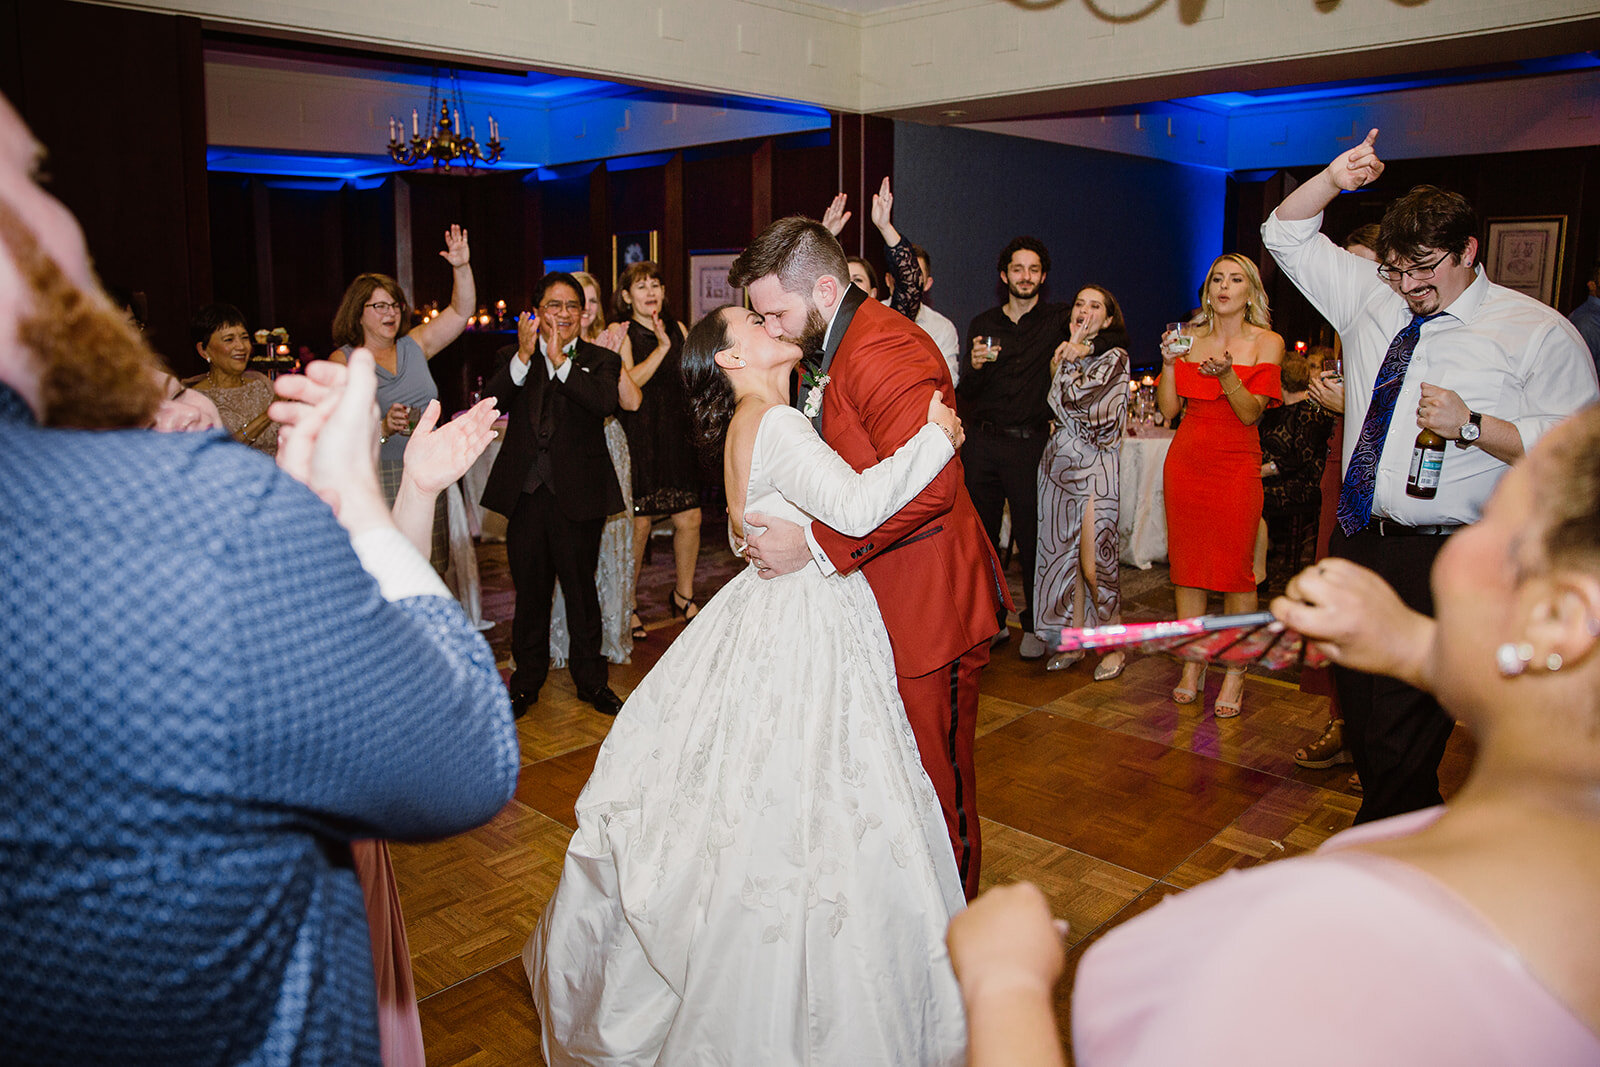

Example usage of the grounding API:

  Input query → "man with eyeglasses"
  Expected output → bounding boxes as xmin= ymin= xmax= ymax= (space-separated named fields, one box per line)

xmin=480 ymin=272 xmax=626 ymax=717
xmin=1263 ymin=129 xmax=1597 ymax=824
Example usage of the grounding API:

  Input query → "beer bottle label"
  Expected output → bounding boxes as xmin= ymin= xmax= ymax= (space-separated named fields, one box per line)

xmin=1415 ymin=448 xmax=1444 ymax=489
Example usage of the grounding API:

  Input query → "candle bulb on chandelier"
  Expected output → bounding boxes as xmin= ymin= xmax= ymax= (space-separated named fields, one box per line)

xmin=469 ymin=124 xmax=476 ymax=143
xmin=454 ymin=108 xmax=461 ymax=133
xmin=412 ymin=109 xmax=419 ymax=137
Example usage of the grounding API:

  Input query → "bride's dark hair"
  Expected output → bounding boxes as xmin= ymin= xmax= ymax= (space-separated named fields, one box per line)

xmin=680 ymin=305 xmax=738 ymax=463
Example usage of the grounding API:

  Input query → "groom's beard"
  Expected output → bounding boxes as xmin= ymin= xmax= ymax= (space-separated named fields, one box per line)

xmin=0 ymin=196 xmax=162 ymax=428
xmin=780 ymin=303 xmax=829 ymax=360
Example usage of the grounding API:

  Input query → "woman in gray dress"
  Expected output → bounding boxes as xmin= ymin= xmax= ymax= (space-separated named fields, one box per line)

xmin=329 ymin=225 xmax=474 ymax=567
xmin=1033 ymin=285 xmax=1130 ymax=678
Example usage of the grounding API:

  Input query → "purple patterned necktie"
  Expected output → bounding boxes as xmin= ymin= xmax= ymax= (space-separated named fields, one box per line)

xmin=1336 ymin=312 xmax=1442 ymax=536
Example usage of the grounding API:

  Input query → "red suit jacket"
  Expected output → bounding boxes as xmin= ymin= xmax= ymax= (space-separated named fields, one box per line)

xmin=808 ymin=287 xmax=1012 ymax=677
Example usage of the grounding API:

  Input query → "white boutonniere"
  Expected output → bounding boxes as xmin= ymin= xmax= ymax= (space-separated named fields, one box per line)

xmin=801 ymin=369 xmax=831 ymax=419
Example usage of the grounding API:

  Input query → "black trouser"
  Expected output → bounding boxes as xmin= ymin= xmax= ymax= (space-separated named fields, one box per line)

xmin=506 ymin=487 xmax=607 ymax=698
xmin=963 ymin=424 xmax=1047 ymax=631
xmin=1328 ymin=524 xmax=1456 ymax=823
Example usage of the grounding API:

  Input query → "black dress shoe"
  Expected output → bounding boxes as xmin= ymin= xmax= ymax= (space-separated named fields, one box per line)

xmin=579 ymin=685 xmax=623 ymax=716
xmin=510 ymin=689 xmax=538 ymax=720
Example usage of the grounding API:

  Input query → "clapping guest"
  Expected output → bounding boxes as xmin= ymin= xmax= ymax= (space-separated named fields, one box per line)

xmin=614 ymin=261 xmax=702 ymax=622
xmin=1034 ymin=285 xmax=1131 ymax=678
xmin=552 ymin=269 xmax=642 ymax=657
xmin=186 ymin=303 xmax=278 ymax=454
xmin=1158 ymin=254 xmax=1284 ymax=717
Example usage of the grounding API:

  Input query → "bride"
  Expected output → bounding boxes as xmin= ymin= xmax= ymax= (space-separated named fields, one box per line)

xmin=523 ymin=304 xmax=969 ymax=1065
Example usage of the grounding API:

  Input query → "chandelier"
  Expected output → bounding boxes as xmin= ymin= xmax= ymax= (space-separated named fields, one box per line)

xmin=387 ymin=68 xmax=504 ymax=171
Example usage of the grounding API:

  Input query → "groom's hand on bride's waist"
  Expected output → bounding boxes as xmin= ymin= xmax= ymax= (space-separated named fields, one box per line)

xmin=742 ymin=512 xmax=814 ymax=580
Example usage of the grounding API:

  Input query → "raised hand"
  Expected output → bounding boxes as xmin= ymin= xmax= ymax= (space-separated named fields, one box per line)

xmin=1327 ymin=128 xmax=1384 ymax=193
xmin=821 ymin=192 xmax=851 ymax=237
xmin=1198 ymin=351 xmax=1234 ymax=378
xmin=926 ymin=388 xmax=963 ymax=448
xmin=869 ymin=177 xmax=901 ymax=246
xmin=515 ymin=310 xmax=540 ymax=362
xmin=402 ymin=397 xmax=500 ymax=495
xmin=650 ymin=310 xmax=670 ymax=347
xmin=440 ymin=223 xmax=471 ymax=268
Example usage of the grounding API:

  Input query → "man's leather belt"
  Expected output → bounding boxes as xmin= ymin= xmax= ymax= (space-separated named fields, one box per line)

xmin=1364 ymin=519 xmax=1462 ymax=537
xmin=976 ymin=421 xmax=1047 ymax=439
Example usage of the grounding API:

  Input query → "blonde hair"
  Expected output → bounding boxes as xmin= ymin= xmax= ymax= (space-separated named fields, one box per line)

xmin=1198 ymin=253 xmax=1271 ymax=330
xmin=571 ymin=269 xmax=606 ymax=342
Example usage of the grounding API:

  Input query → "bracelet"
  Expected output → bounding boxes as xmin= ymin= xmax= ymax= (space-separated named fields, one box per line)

xmin=938 ymin=424 xmax=959 ymax=448
xmin=1222 ymin=380 xmax=1245 ymax=398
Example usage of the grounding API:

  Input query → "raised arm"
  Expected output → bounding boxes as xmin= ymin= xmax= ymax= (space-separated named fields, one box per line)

xmin=408 ymin=225 xmax=477 ymax=357
xmin=1278 ymin=129 xmax=1384 ymax=222
xmin=872 ymin=178 xmax=924 ymax=321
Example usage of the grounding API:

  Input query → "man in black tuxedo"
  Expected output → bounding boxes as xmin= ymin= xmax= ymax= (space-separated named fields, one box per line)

xmin=482 ymin=272 xmax=625 ymax=717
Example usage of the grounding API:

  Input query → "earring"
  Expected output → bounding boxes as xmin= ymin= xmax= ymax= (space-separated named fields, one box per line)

xmin=1496 ymin=642 xmax=1535 ymax=677
xmin=1546 ymin=652 xmax=1564 ymax=672
xmin=735 ymin=357 xmax=747 ymax=368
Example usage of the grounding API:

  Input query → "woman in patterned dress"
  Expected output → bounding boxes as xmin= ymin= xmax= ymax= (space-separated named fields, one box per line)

xmin=186 ymin=303 xmax=278 ymax=455
xmin=1033 ymin=286 xmax=1130 ymax=678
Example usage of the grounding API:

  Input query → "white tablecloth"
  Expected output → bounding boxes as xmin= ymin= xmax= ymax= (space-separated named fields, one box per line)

xmin=446 ymin=422 xmax=508 ymax=631
xmin=1118 ymin=427 xmax=1172 ymax=569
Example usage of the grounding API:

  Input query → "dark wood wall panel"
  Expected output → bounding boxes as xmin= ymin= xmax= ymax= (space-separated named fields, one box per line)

xmin=685 ymin=146 xmax=754 ymax=253
xmin=5 ymin=0 xmax=210 ymax=373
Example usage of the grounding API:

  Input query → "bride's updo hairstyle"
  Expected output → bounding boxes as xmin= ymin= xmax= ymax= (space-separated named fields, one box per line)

xmin=680 ymin=304 xmax=739 ymax=463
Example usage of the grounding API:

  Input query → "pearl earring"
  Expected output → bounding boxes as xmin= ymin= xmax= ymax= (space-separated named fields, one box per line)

xmin=1546 ymin=652 xmax=1564 ymax=672
xmin=1495 ymin=642 xmax=1526 ymax=677
xmin=735 ymin=357 xmax=747 ymax=368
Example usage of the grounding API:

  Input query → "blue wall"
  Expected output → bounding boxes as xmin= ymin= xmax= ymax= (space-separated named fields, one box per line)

xmin=893 ymin=122 xmax=1227 ymax=374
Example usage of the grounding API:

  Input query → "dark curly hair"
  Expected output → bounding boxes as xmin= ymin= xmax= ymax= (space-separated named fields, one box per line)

xmin=997 ymin=236 xmax=1051 ymax=275
xmin=679 ymin=304 xmax=739 ymax=464
xmin=1376 ymin=185 xmax=1479 ymax=267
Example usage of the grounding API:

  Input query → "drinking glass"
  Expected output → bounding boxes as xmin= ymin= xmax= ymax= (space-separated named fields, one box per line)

xmin=1164 ymin=322 xmax=1193 ymax=356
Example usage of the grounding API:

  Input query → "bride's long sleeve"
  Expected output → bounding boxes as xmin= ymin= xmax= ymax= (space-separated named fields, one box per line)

xmin=757 ymin=406 xmax=954 ymax=537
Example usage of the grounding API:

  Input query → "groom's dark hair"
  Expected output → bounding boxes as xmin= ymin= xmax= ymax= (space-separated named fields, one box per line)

xmin=728 ymin=216 xmax=849 ymax=296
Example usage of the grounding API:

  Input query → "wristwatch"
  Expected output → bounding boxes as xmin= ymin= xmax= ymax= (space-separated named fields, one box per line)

xmin=1455 ymin=410 xmax=1482 ymax=447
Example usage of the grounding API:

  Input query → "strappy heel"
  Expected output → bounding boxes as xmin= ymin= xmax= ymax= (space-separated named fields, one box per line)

xmin=1172 ymin=663 xmax=1207 ymax=705
xmin=669 ymin=589 xmax=700 ymax=621
xmin=1214 ymin=667 xmax=1247 ymax=719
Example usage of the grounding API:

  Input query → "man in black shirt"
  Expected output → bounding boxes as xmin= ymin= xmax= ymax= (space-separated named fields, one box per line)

xmin=959 ymin=237 xmax=1127 ymax=660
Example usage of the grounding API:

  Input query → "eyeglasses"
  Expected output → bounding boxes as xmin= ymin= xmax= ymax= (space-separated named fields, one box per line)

xmin=364 ymin=301 xmax=402 ymax=313
xmin=1376 ymin=252 xmax=1450 ymax=285
xmin=539 ymin=300 xmax=583 ymax=314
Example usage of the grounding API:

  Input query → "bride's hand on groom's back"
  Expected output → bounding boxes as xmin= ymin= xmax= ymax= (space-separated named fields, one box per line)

xmin=927 ymin=390 xmax=963 ymax=449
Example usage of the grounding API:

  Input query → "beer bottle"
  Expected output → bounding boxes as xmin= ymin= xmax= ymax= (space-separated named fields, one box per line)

xmin=1406 ymin=426 xmax=1446 ymax=498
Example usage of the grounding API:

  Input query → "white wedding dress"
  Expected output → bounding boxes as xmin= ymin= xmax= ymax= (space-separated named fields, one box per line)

xmin=524 ymin=405 xmax=968 ymax=1066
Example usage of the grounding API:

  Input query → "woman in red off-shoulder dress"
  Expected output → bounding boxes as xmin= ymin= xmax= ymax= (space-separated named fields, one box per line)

xmin=1158 ymin=253 xmax=1283 ymax=718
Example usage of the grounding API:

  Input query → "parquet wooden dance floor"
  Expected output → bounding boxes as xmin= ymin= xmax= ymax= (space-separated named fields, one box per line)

xmin=395 ymin=535 xmax=1474 ymax=1064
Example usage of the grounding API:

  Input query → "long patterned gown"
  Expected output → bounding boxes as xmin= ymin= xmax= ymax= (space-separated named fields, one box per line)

xmin=1033 ymin=346 xmax=1128 ymax=644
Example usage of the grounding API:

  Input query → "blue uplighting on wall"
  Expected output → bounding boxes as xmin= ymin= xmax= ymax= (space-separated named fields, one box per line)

xmin=205 ymin=147 xmax=541 ymax=181
xmin=1183 ymin=52 xmax=1600 ymax=111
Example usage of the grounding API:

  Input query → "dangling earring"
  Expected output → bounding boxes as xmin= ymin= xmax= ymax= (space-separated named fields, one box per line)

xmin=1495 ymin=641 xmax=1533 ymax=677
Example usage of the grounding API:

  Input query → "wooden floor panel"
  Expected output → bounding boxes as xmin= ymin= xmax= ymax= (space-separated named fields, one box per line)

xmin=391 ymin=537 xmax=1478 ymax=1065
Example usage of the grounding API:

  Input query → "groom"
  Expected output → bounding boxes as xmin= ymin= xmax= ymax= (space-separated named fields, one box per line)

xmin=733 ymin=217 xmax=1010 ymax=899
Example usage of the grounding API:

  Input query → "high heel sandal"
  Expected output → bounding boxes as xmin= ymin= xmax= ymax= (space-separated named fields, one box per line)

xmin=669 ymin=589 xmax=700 ymax=621
xmin=1172 ymin=663 xmax=1207 ymax=705
xmin=630 ymin=613 xmax=648 ymax=641
xmin=1214 ymin=667 xmax=1247 ymax=719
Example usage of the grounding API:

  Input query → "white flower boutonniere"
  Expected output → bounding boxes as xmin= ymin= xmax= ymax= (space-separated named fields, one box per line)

xmin=801 ymin=370 xmax=831 ymax=419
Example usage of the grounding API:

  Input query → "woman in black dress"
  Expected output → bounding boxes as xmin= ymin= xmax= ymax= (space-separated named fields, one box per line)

xmin=615 ymin=261 xmax=702 ymax=620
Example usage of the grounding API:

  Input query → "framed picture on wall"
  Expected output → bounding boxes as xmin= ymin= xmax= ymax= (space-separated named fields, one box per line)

xmin=1484 ymin=216 xmax=1566 ymax=307
xmin=688 ymin=251 xmax=743 ymax=324
xmin=612 ymin=230 xmax=658 ymax=285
